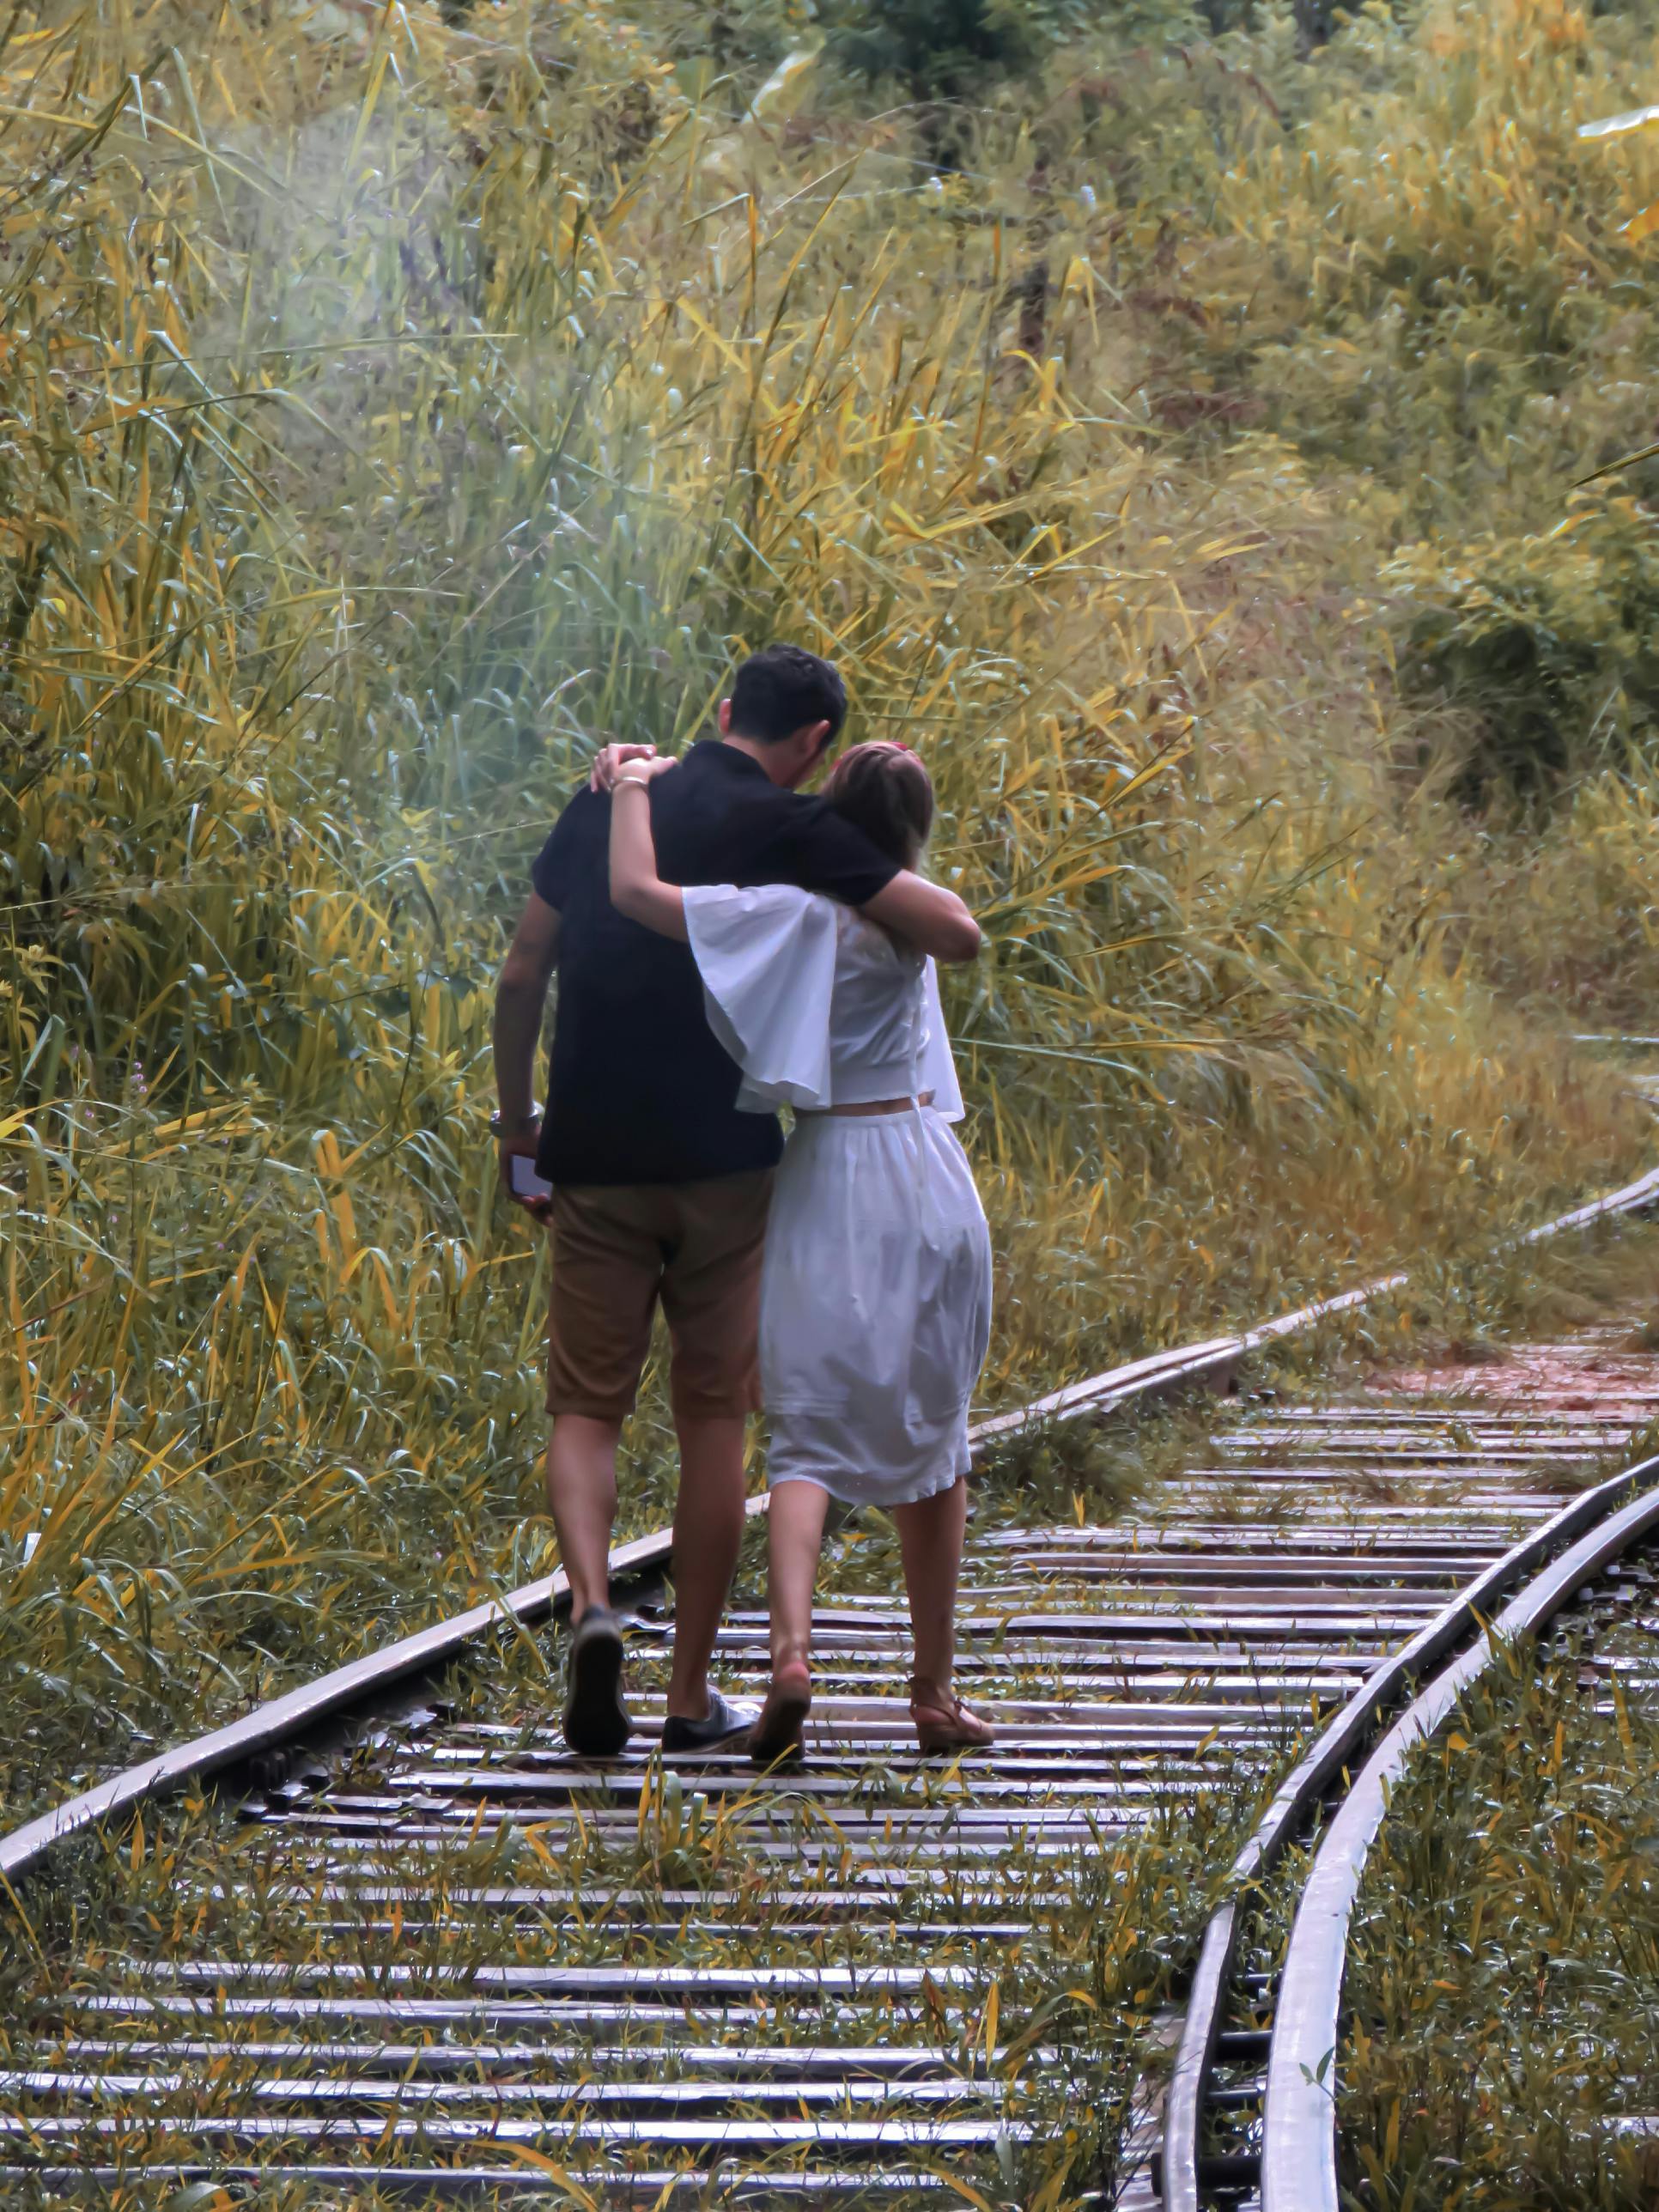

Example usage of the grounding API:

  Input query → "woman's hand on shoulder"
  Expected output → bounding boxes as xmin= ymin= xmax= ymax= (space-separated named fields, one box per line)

xmin=590 ymin=742 xmax=659 ymax=793
xmin=615 ymin=755 xmax=680 ymax=787
xmin=607 ymin=753 xmax=689 ymax=940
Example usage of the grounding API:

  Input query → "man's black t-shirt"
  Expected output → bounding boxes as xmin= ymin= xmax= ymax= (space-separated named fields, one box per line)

xmin=532 ymin=740 xmax=900 ymax=1187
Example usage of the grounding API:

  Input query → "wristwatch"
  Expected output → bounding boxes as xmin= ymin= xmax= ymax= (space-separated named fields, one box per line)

xmin=489 ymin=1109 xmax=542 ymax=1138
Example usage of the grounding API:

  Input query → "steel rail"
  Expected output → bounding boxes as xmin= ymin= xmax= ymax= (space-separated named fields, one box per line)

xmin=1261 ymin=1462 xmax=1659 ymax=2212
xmin=0 ymin=1509 xmax=757 ymax=1890
xmin=0 ymin=2166 xmax=930 ymax=2203
xmin=1159 ymin=1155 xmax=1659 ymax=2212
xmin=7 ymin=1357 xmax=1656 ymax=2201
xmin=1160 ymin=1449 xmax=1659 ymax=2210
xmin=6 ymin=1156 xmax=1659 ymax=2210
xmin=0 ymin=1337 xmax=1247 ymax=1889
xmin=9 ymin=1161 xmax=1657 ymax=1891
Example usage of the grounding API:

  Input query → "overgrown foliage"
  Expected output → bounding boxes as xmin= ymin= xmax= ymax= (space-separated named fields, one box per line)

xmin=3 ymin=0 xmax=1658 ymax=1829
xmin=1342 ymin=1634 xmax=1659 ymax=2208
xmin=822 ymin=0 xmax=1085 ymax=106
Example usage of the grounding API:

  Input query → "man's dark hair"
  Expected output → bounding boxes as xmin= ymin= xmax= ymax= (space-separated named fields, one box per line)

xmin=728 ymin=645 xmax=848 ymax=744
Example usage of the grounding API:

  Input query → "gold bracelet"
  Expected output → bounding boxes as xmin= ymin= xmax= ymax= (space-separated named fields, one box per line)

xmin=614 ymin=772 xmax=653 ymax=791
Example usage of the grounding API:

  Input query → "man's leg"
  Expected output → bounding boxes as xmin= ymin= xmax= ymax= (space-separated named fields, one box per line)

xmin=545 ymin=1186 xmax=661 ymax=1758
xmin=659 ymin=1170 xmax=775 ymax=1738
xmin=665 ymin=1413 xmax=748 ymax=1720
xmin=545 ymin=1413 xmax=623 ymax=1624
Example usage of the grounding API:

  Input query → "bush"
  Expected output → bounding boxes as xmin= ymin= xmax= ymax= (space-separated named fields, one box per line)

xmin=822 ymin=0 xmax=1088 ymax=105
xmin=1388 ymin=497 xmax=1659 ymax=799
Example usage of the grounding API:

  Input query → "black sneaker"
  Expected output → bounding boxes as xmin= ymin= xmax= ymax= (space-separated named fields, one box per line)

xmin=562 ymin=1607 xmax=630 ymax=1759
xmin=660 ymin=1687 xmax=757 ymax=1756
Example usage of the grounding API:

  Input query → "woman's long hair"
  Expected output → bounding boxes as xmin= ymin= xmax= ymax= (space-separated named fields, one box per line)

xmin=822 ymin=742 xmax=933 ymax=869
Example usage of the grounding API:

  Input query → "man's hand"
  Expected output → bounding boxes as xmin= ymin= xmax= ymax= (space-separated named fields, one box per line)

xmin=497 ymin=1120 xmax=553 ymax=1224
xmin=860 ymin=872 xmax=981 ymax=963
xmin=590 ymin=743 xmax=657 ymax=793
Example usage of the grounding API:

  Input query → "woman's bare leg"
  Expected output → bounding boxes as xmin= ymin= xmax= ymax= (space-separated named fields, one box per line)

xmin=766 ymin=1479 xmax=831 ymax=1676
xmin=750 ymin=1480 xmax=830 ymax=1765
xmin=894 ymin=1475 xmax=967 ymax=1704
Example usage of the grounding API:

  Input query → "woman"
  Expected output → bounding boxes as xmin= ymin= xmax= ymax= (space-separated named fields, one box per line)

xmin=608 ymin=742 xmax=994 ymax=1763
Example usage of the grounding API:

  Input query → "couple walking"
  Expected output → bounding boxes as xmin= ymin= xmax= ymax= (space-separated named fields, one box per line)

xmin=492 ymin=645 xmax=994 ymax=1766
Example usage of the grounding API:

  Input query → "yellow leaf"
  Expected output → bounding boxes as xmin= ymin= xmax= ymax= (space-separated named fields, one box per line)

xmin=1580 ymin=101 xmax=1659 ymax=141
xmin=500 ymin=2147 xmax=599 ymax=2207
xmin=1624 ymin=199 xmax=1659 ymax=242
xmin=1612 ymin=1670 xmax=1635 ymax=1753
xmin=916 ymin=2171 xmax=996 ymax=2212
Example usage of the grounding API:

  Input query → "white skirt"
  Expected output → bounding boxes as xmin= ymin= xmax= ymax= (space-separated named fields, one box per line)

xmin=760 ymin=1107 xmax=993 ymax=1507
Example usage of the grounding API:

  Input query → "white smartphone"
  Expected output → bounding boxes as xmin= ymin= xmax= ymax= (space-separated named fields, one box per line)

xmin=509 ymin=1154 xmax=554 ymax=1202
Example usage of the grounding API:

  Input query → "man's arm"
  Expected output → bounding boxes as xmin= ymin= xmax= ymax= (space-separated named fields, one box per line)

xmin=493 ymin=891 xmax=561 ymax=1214
xmin=861 ymin=872 xmax=981 ymax=963
xmin=765 ymin=799 xmax=981 ymax=962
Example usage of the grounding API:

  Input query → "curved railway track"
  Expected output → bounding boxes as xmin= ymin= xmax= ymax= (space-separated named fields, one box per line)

xmin=1263 ymin=1453 xmax=1659 ymax=2211
xmin=1165 ymin=1381 xmax=1659 ymax=2211
xmin=4 ymin=1164 xmax=1659 ymax=2208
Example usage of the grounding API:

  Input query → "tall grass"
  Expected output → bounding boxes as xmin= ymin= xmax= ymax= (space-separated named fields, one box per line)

xmin=1 ymin=0 xmax=1654 ymax=1823
xmin=1341 ymin=1641 xmax=1659 ymax=2209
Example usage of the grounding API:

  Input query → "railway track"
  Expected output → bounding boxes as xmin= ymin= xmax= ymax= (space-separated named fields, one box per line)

xmin=1262 ymin=1450 xmax=1659 ymax=2211
xmin=4 ymin=1168 xmax=1659 ymax=2208
xmin=1164 ymin=1335 xmax=1659 ymax=2212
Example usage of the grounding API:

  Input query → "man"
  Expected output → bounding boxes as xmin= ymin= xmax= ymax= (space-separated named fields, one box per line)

xmin=493 ymin=645 xmax=971 ymax=1758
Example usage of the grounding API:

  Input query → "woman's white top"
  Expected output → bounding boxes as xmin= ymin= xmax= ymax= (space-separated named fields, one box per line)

xmin=681 ymin=884 xmax=963 ymax=1115
xmin=682 ymin=884 xmax=992 ymax=1508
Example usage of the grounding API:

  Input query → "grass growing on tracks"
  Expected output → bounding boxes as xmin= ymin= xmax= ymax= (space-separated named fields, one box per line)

xmin=1243 ymin=1206 xmax=1659 ymax=1425
xmin=3 ymin=0 xmax=1658 ymax=1839
xmin=1340 ymin=1632 xmax=1659 ymax=2210
xmin=0 ymin=1557 xmax=1294 ymax=2212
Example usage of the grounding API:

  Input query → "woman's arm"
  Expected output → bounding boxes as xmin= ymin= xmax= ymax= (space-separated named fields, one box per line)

xmin=608 ymin=761 xmax=689 ymax=940
xmin=860 ymin=871 xmax=981 ymax=963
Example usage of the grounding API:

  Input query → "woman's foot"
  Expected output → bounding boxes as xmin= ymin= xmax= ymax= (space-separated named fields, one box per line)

xmin=749 ymin=1662 xmax=812 ymax=1767
xmin=909 ymin=1676 xmax=994 ymax=1756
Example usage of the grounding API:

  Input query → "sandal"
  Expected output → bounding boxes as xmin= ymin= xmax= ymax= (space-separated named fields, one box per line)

xmin=749 ymin=1663 xmax=812 ymax=1768
xmin=909 ymin=1677 xmax=994 ymax=1756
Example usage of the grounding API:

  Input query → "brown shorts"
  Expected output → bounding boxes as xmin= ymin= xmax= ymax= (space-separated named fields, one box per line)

xmin=545 ymin=1170 xmax=774 ymax=1423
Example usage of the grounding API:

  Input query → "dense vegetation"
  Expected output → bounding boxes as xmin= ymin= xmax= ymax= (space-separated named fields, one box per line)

xmin=3 ymin=0 xmax=1659 ymax=1825
xmin=1343 ymin=1631 xmax=1659 ymax=2207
